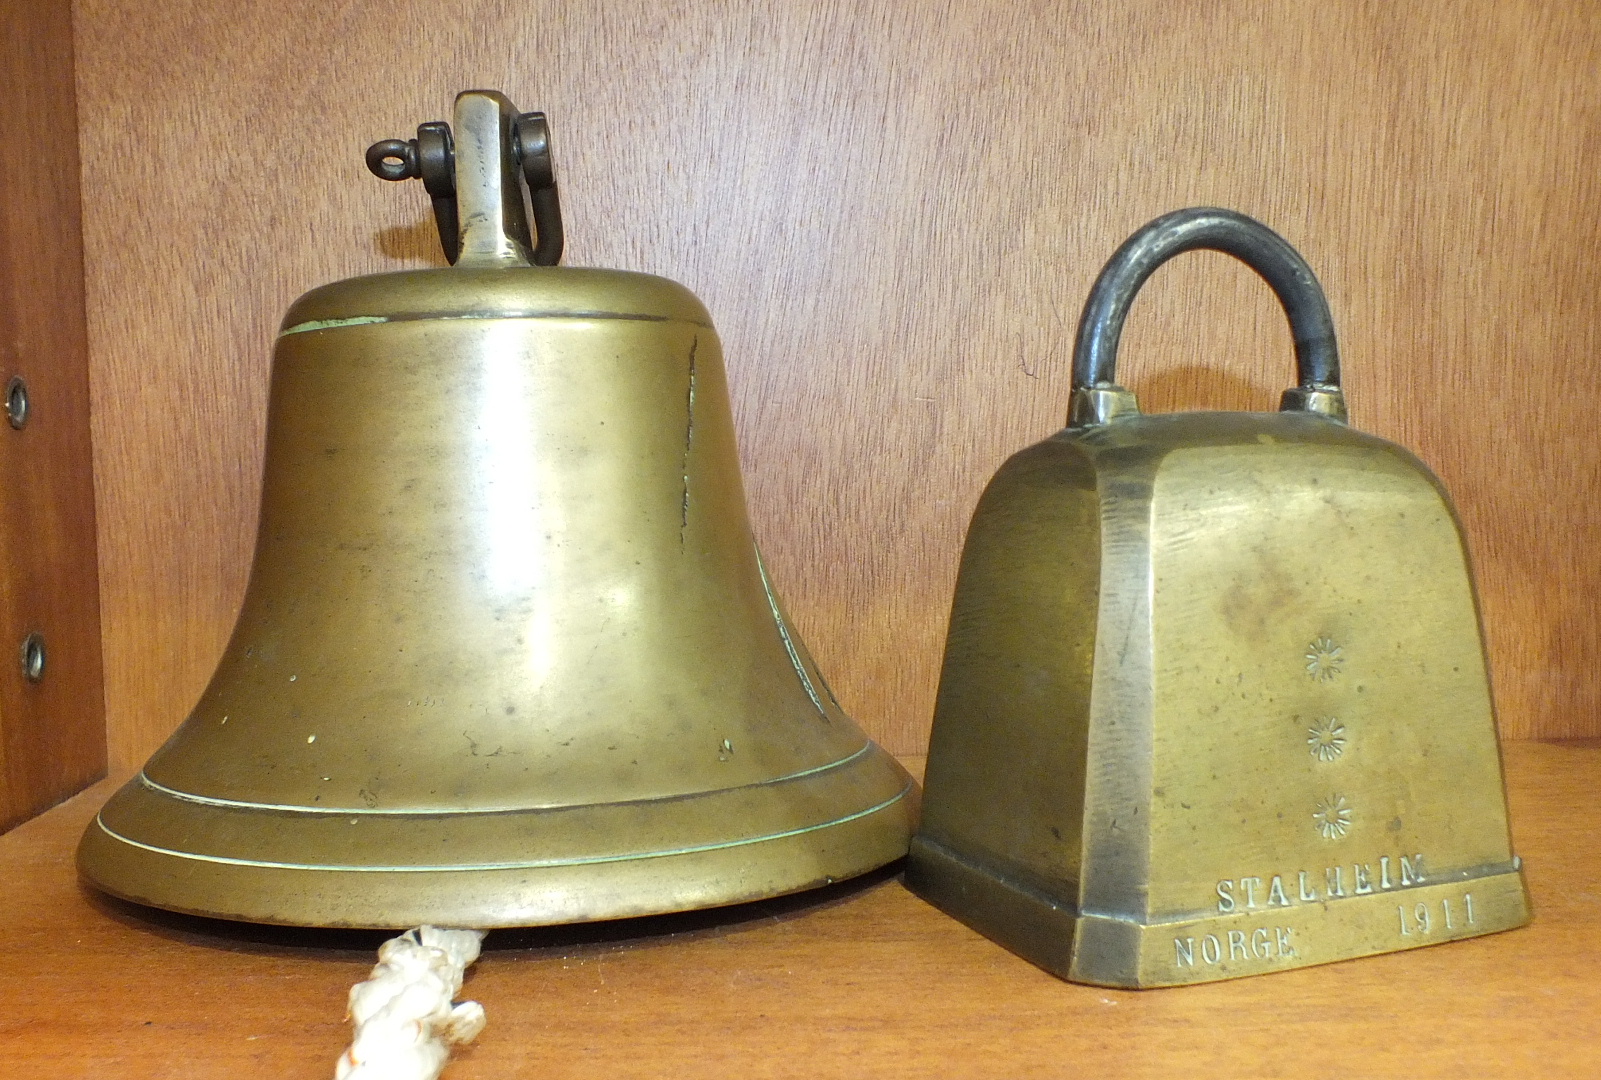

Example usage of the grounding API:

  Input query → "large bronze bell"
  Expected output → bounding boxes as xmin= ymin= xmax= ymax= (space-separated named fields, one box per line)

xmin=79 ymin=90 xmax=915 ymax=928
xmin=907 ymin=209 xmax=1528 ymax=987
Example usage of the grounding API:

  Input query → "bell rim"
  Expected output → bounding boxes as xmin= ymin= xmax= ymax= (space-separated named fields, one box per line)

xmin=77 ymin=746 xmax=917 ymax=928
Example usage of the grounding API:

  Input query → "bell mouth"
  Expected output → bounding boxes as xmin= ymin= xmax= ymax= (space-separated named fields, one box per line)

xmin=79 ymin=743 xmax=915 ymax=928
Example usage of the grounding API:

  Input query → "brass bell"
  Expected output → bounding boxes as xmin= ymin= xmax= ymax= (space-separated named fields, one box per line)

xmin=907 ymin=208 xmax=1528 ymax=987
xmin=78 ymin=90 xmax=915 ymax=928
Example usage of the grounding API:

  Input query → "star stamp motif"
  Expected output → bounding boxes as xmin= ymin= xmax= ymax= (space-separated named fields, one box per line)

xmin=1313 ymin=795 xmax=1353 ymax=840
xmin=1307 ymin=717 xmax=1346 ymax=761
xmin=1305 ymin=636 xmax=1344 ymax=681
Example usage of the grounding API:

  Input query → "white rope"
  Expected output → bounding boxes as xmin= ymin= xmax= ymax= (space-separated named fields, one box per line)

xmin=335 ymin=926 xmax=488 ymax=1080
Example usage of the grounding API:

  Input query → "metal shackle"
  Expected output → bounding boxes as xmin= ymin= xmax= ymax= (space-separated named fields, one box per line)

xmin=366 ymin=99 xmax=564 ymax=268
xmin=1068 ymin=208 xmax=1345 ymax=425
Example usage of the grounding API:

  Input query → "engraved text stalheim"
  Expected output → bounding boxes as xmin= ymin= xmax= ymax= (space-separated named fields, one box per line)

xmin=1215 ymin=853 xmax=1425 ymax=913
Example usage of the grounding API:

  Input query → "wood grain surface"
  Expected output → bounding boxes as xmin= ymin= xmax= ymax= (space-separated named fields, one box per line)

xmin=1 ymin=743 xmax=1597 ymax=1079
xmin=71 ymin=0 xmax=1601 ymax=764
xmin=0 ymin=0 xmax=106 ymax=828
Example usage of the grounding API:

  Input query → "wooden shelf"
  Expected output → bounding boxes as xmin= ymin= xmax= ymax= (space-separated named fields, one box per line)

xmin=4 ymin=742 xmax=1597 ymax=1078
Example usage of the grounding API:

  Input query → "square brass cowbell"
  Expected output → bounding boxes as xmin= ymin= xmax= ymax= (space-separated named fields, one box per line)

xmin=906 ymin=208 xmax=1529 ymax=987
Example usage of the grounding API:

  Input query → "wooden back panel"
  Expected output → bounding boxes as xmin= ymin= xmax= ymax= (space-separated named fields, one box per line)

xmin=74 ymin=0 xmax=1601 ymax=763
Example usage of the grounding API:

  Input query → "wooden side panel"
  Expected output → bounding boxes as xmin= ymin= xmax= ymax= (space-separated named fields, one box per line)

xmin=0 ymin=0 xmax=107 ymax=829
xmin=73 ymin=0 xmax=1601 ymax=763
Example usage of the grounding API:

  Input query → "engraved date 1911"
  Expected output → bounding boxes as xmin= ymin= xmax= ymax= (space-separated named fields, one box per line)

xmin=1398 ymin=891 xmax=1476 ymax=937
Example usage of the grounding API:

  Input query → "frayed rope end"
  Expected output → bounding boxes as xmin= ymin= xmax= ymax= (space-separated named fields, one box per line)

xmin=334 ymin=926 xmax=488 ymax=1080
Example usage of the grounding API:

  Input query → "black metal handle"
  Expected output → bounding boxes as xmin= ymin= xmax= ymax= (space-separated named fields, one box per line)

xmin=1072 ymin=208 xmax=1340 ymax=393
